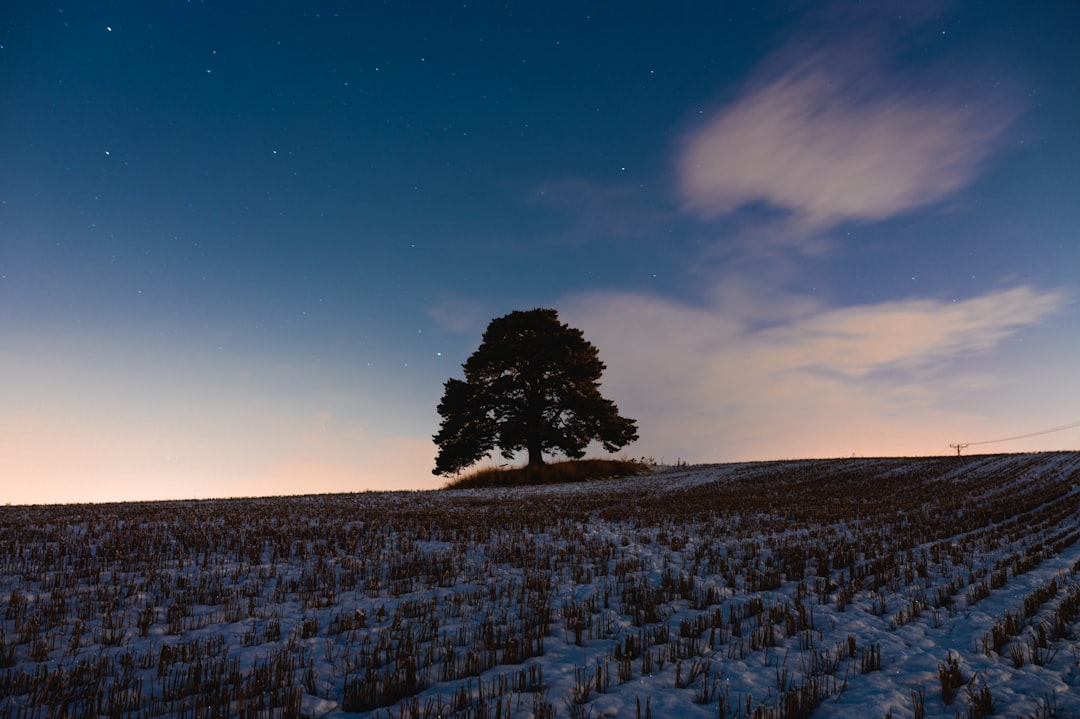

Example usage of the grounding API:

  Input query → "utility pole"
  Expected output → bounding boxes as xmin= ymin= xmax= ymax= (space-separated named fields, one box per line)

xmin=949 ymin=443 xmax=968 ymax=456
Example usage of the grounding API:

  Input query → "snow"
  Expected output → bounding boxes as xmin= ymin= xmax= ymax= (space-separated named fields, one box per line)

xmin=1 ymin=452 xmax=1079 ymax=718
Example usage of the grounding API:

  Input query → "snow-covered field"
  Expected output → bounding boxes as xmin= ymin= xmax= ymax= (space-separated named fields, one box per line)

xmin=3 ymin=452 xmax=1080 ymax=718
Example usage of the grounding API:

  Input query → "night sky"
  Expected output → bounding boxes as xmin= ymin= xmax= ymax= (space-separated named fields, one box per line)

xmin=4 ymin=2 xmax=1079 ymax=504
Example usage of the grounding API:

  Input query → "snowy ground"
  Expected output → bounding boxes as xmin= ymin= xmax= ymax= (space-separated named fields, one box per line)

xmin=2 ymin=452 xmax=1079 ymax=718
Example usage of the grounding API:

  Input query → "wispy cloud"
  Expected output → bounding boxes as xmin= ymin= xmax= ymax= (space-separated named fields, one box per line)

xmin=760 ymin=287 xmax=1067 ymax=378
xmin=427 ymin=295 xmax=498 ymax=336
xmin=565 ymin=285 xmax=1068 ymax=462
xmin=527 ymin=178 xmax=670 ymax=247
xmin=676 ymin=24 xmax=1016 ymax=232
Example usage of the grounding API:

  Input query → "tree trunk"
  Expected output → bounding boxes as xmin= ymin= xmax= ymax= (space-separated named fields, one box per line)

xmin=525 ymin=379 xmax=545 ymax=467
xmin=527 ymin=440 xmax=545 ymax=467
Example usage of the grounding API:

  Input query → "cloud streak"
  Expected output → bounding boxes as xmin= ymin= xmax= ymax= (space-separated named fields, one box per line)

xmin=565 ymin=285 xmax=1068 ymax=463
xmin=677 ymin=34 xmax=1015 ymax=231
xmin=760 ymin=287 xmax=1067 ymax=378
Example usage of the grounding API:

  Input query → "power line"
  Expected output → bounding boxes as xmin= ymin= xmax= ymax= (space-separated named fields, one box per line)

xmin=952 ymin=420 xmax=1080 ymax=454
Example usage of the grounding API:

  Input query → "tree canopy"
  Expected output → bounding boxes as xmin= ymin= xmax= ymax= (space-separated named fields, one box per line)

xmin=432 ymin=308 xmax=638 ymax=475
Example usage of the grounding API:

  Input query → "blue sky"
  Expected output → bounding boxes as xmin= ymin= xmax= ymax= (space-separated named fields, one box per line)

xmin=3 ymin=2 xmax=1078 ymax=503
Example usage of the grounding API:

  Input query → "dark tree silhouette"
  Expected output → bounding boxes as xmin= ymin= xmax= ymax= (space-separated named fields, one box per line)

xmin=433 ymin=308 xmax=638 ymax=475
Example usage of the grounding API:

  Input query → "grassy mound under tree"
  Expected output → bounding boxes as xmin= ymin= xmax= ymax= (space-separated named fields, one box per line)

xmin=441 ymin=458 xmax=651 ymax=490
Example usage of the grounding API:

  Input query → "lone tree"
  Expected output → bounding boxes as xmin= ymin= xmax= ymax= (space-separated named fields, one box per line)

xmin=433 ymin=308 xmax=638 ymax=475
